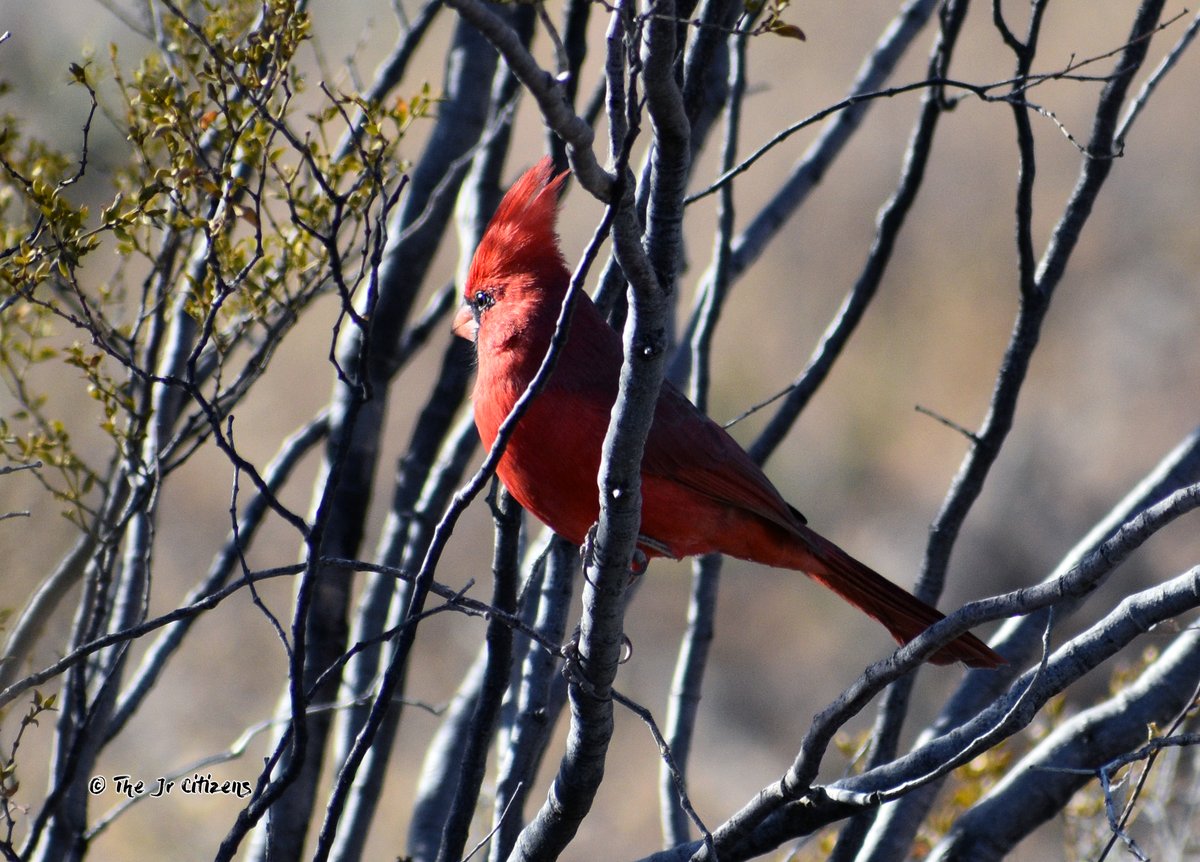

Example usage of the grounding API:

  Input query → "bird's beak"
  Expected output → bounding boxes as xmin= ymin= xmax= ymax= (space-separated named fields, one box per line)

xmin=452 ymin=303 xmax=478 ymax=341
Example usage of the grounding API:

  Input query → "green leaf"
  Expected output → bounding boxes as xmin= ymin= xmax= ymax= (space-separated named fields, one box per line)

xmin=768 ymin=19 xmax=806 ymax=41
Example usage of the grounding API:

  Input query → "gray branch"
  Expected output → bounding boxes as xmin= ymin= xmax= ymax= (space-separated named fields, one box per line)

xmin=928 ymin=627 xmax=1200 ymax=861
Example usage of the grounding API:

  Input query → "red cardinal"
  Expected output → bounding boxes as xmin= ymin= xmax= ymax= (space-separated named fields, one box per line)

xmin=453 ymin=158 xmax=1002 ymax=669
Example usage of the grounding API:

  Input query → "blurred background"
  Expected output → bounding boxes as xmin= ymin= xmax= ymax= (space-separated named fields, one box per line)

xmin=2 ymin=1 xmax=1198 ymax=858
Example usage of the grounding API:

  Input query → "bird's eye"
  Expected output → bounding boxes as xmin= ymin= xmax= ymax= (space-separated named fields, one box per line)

xmin=471 ymin=289 xmax=495 ymax=314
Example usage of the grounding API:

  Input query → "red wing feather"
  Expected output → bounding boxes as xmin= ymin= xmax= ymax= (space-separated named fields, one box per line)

xmin=641 ymin=382 xmax=805 ymax=534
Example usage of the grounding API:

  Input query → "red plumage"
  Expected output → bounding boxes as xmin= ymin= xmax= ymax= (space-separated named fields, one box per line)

xmin=453 ymin=158 xmax=1003 ymax=669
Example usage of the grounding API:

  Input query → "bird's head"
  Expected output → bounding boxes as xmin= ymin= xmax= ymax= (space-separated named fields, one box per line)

xmin=453 ymin=157 xmax=570 ymax=345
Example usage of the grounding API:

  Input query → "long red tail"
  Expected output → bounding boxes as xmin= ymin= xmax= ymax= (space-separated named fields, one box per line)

xmin=796 ymin=528 xmax=1004 ymax=668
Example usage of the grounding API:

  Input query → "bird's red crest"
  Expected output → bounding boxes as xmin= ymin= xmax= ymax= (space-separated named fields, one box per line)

xmin=465 ymin=157 xmax=569 ymax=297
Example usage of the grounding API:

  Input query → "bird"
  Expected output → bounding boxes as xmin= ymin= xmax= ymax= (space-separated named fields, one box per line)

xmin=452 ymin=157 xmax=1003 ymax=669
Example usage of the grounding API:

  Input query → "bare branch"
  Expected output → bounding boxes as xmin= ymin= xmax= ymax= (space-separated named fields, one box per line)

xmin=443 ymin=0 xmax=614 ymax=201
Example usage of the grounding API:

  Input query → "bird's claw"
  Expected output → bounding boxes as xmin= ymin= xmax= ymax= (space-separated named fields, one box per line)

xmin=559 ymin=628 xmax=633 ymax=693
xmin=559 ymin=628 xmax=598 ymax=695
xmin=628 ymin=547 xmax=649 ymax=578
xmin=580 ymin=526 xmax=668 ymax=584
xmin=580 ymin=525 xmax=598 ymax=589
xmin=580 ymin=525 xmax=598 ymax=569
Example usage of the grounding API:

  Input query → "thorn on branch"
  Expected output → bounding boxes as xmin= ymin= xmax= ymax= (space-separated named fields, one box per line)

xmin=915 ymin=404 xmax=980 ymax=444
xmin=722 ymin=380 xmax=798 ymax=429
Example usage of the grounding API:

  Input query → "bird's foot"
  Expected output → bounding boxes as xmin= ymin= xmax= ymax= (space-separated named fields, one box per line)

xmin=629 ymin=534 xmax=674 ymax=580
xmin=559 ymin=626 xmax=633 ymax=694
xmin=559 ymin=627 xmax=591 ymax=692
xmin=580 ymin=524 xmax=597 ymax=567
xmin=578 ymin=526 xmax=669 ymax=584
xmin=580 ymin=526 xmax=598 ymax=589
